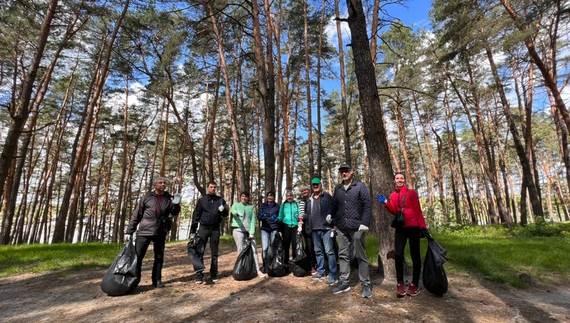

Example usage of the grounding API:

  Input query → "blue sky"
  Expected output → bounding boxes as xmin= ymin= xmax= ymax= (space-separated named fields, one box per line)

xmin=387 ymin=0 xmax=433 ymax=30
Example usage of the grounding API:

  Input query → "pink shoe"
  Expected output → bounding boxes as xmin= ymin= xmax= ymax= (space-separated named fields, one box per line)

xmin=397 ymin=284 xmax=406 ymax=298
xmin=311 ymin=268 xmax=318 ymax=275
xmin=407 ymin=283 xmax=420 ymax=296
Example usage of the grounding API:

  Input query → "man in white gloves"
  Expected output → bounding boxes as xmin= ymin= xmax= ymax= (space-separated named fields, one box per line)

xmin=125 ymin=177 xmax=181 ymax=289
xmin=190 ymin=181 xmax=229 ymax=283
xmin=330 ymin=164 xmax=373 ymax=298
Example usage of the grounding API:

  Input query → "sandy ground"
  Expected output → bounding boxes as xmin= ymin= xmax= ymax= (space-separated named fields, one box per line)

xmin=0 ymin=241 xmax=569 ymax=323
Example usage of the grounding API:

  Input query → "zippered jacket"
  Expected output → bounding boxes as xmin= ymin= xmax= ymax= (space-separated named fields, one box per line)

xmin=384 ymin=185 xmax=427 ymax=229
xmin=258 ymin=202 xmax=280 ymax=232
xmin=191 ymin=194 xmax=229 ymax=233
xmin=278 ymin=201 xmax=300 ymax=228
xmin=126 ymin=191 xmax=180 ymax=236
xmin=303 ymin=191 xmax=334 ymax=232
xmin=331 ymin=179 xmax=372 ymax=230
xmin=230 ymin=203 xmax=256 ymax=235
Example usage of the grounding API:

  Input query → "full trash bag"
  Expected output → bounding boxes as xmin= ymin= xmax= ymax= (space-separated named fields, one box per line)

xmin=290 ymin=231 xmax=311 ymax=277
xmin=232 ymin=239 xmax=258 ymax=281
xmin=101 ymin=239 xmax=138 ymax=296
xmin=422 ymin=233 xmax=448 ymax=296
xmin=266 ymin=232 xmax=289 ymax=277
xmin=187 ymin=235 xmax=205 ymax=273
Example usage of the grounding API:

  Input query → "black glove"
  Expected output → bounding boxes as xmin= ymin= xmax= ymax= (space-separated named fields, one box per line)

xmin=420 ymin=228 xmax=429 ymax=239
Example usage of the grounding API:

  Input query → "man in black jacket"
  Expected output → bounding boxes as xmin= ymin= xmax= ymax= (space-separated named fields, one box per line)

xmin=190 ymin=181 xmax=229 ymax=283
xmin=330 ymin=164 xmax=372 ymax=298
xmin=126 ymin=177 xmax=181 ymax=289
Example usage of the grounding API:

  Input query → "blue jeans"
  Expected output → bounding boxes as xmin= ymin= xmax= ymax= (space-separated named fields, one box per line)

xmin=260 ymin=229 xmax=277 ymax=263
xmin=312 ymin=230 xmax=337 ymax=279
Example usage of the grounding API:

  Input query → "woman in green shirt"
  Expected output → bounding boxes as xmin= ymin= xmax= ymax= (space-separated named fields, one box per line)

xmin=231 ymin=192 xmax=265 ymax=278
xmin=278 ymin=190 xmax=300 ymax=267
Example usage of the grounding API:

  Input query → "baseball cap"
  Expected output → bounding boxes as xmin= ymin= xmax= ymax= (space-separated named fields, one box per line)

xmin=311 ymin=178 xmax=321 ymax=185
xmin=338 ymin=164 xmax=352 ymax=171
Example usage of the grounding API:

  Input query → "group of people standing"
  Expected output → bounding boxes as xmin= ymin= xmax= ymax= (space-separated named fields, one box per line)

xmin=126 ymin=164 xmax=427 ymax=300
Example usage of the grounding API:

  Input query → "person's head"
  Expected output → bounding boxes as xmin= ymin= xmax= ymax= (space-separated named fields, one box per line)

xmin=207 ymin=181 xmax=217 ymax=195
xmin=300 ymin=185 xmax=310 ymax=198
xmin=311 ymin=177 xmax=322 ymax=194
xmin=285 ymin=190 xmax=295 ymax=202
xmin=266 ymin=191 xmax=275 ymax=203
xmin=153 ymin=177 xmax=168 ymax=195
xmin=338 ymin=164 xmax=353 ymax=183
xmin=394 ymin=171 xmax=406 ymax=187
xmin=240 ymin=192 xmax=250 ymax=204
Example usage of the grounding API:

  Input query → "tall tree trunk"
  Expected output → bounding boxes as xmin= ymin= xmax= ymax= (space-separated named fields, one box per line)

xmin=335 ymin=0 xmax=352 ymax=164
xmin=52 ymin=0 xmax=130 ymax=243
xmin=343 ymin=0 xmax=397 ymax=279
xmin=0 ymin=0 xmax=59 ymax=227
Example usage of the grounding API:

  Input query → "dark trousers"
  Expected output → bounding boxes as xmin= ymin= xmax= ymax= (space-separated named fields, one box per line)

xmin=394 ymin=226 xmax=421 ymax=285
xmin=280 ymin=225 xmax=298 ymax=265
xmin=198 ymin=225 xmax=220 ymax=277
xmin=135 ymin=235 xmax=166 ymax=286
xmin=302 ymin=229 xmax=317 ymax=268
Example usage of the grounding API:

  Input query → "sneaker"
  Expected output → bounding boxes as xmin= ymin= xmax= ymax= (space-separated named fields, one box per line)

xmin=396 ymin=283 xmax=406 ymax=298
xmin=362 ymin=284 xmax=372 ymax=298
xmin=311 ymin=268 xmax=318 ymax=275
xmin=332 ymin=283 xmax=351 ymax=294
xmin=211 ymin=276 xmax=219 ymax=282
xmin=407 ymin=283 xmax=420 ymax=296
xmin=312 ymin=273 xmax=325 ymax=280
xmin=195 ymin=278 xmax=204 ymax=284
xmin=325 ymin=277 xmax=338 ymax=286
xmin=257 ymin=271 xmax=267 ymax=278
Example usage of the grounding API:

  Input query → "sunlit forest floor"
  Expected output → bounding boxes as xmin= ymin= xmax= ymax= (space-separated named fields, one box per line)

xmin=0 ymin=241 xmax=568 ymax=323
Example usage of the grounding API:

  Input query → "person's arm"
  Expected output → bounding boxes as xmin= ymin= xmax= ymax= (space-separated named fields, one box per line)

xmin=248 ymin=205 xmax=256 ymax=235
xmin=384 ymin=193 xmax=397 ymax=214
xmin=360 ymin=184 xmax=372 ymax=227
xmin=220 ymin=199 xmax=230 ymax=217
xmin=278 ymin=203 xmax=285 ymax=222
xmin=411 ymin=190 xmax=427 ymax=229
xmin=126 ymin=196 xmax=145 ymax=235
xmin=190 ymin=198 xmax=202 ymax=233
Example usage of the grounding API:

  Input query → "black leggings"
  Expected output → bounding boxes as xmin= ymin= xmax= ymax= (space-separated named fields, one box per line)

xmin=394 ymin=226 xmax=421 ymax=285
xmin=280 ymin=225 xmax=298 ymax=265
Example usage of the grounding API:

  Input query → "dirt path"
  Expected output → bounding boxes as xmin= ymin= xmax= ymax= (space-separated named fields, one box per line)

xmin=0 ymin=241 xmax=568 ymax=323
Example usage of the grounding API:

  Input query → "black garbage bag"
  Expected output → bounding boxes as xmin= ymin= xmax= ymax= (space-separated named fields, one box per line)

xmin=187 ymin=235 xmax=205 ymax=273
xmin=101 ymin=239 xmax=138 ymax=296
xmin=290 ymin=231 xmax=311 ymax=277
xmin=232 ymin=239 xmax=258 ymax=281
xmin=422 ymin=233 xmax=448 ymax=296
xmin=266 ymin=232 xmax=289 ymax=277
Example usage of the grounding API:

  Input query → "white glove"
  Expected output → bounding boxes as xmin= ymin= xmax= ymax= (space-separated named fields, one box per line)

xmin=358 ymin=224 xmax=369 ymax=232
xmin=125 ymin=234 xmax=132 ymax=241
xmin=330 ymin=230 xmax=336 ymax=238
xmin=236 ymin=212 xmax=243 ymax=218
xmin=297 ymin=224 xmax=303 ymax=232
xmin=249 ymin=234 xmax=254 ymax=239
xmin=218 ymin=205 xmax=225 ymax=212
xmin=172 ymin=193 xmax=181 ymax=204
xmin=326 ymin=214 xmax=332 ymax=224
xmin=190 ymin=233 xmax=196 ymax=240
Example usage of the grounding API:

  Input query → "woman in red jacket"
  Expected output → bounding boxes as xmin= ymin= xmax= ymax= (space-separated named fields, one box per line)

xmin=381 ymin=171 xmax=427 ymax=298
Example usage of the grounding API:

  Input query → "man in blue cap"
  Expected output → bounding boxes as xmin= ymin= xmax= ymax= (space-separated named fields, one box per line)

xmin=303 ymin=177 xmax=338 ymax=286
xmin=329 ymin=164 xmax=372 ymax=298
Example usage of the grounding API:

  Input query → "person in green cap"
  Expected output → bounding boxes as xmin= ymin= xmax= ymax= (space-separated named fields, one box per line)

xmin=303 ymin=177 xmax=338 ymax=286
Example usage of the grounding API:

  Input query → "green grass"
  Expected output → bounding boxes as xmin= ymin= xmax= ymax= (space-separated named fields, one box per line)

xmin=1 ymin=227 xmax=569 ymax=289
xmin=0 ymin=242 xmax=125 ymax=277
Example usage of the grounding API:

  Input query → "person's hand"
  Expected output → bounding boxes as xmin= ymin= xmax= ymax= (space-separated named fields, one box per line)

xmin=172 ymin=193 xmax=181 ymax=204
xmin=218 ymin=204 xmax=225 ymax=212
xmin=249 ymin=234 xmax=254 ymax=239
xmin=330 ymin=229 xmax=336 ymax=238
xmin=270 ymin=214 xmax=277 ymax=221
xmin=297 ymin=224 xmax=303 ymax=232
xmin=420 ymin=228 xmax=429 ymax=239
xmin=236 ymin=212 xmax=243 ymax=218
xmin=326 ymin=214 xmax=332 ymax=224
xmin=358 ymin=224 xmax=369 ymax=232
xmin=125 ymin=234 xmax=132 ymax=241
xmin=376 ymin=194 xmax=387 ymax=204
xmin=190 ymin=233 xmax=196 ymax=241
